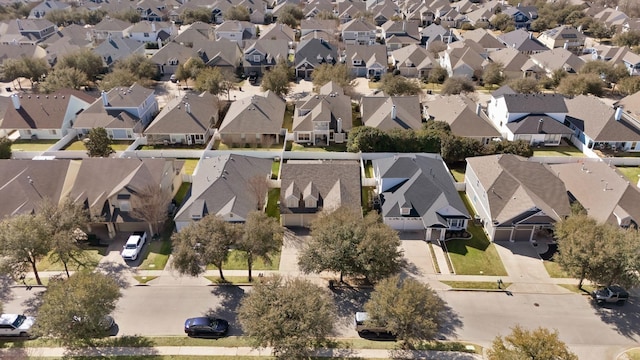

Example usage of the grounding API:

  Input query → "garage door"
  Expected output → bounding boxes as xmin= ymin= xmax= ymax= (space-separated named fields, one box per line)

xmin=384 ymin=218 xmax=424 ymax=231
xmin=493 ymin=228 xmax=512 ymax=242
xmin=116 ymin=221 xmax=147 ymax=233
xmin=514 ymin=227 xmax=533 ymax=241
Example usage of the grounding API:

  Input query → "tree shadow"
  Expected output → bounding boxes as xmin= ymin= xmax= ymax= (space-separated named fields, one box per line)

xmin=62 ymin=335 xmax=158 ymax=358
xmin=591 ymin=297 xmax=640 ymax=339
xmin=331 ymin=286 xmax=372 ymax=334
xmin=388 ymin=348 xmax=478 ymax=359
xmin=0 ymin=347 xmax=29 ymax=357
xmin=21 ymin=290 xmax=45 ymax=316
xmin=0 ymin=274 xmax=15 ymax=304
xmin=437 ymin=301 xmax=463 ymax=341
xmin=400 ymin=260 xmax=421 ymax=277
xmin=207 ymin=285 xmax=246 ymax=336
xmin=94 ymin=262 xmax=132 ymax=289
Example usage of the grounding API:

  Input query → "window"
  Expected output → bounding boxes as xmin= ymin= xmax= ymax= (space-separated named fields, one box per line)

xmin=119 ymin=200 xmax=131 ymax=212
xmin=448 ymin=219 xmax=465 ymax=228
xmin=240 ymin=133 xmax=246 ymax=140
xmin=143 ymin=32 xmax=149 ymax=37
xmin=49 ymin=129 xmax=57 ymax=135
xmin=253 ymin=55 xmax=260 ymax=62
xmin=297 ymin=133 xmax=310 ymax=141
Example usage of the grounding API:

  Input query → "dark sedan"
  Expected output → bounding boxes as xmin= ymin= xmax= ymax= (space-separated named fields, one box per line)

xmin=184 ymin=317 xmax=229 ymax=337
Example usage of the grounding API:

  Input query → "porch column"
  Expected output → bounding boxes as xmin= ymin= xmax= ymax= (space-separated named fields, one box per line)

xmin=107 ymin=223 xmax=116 ymax=239
xmin=425 ymin=228 xmax=432 ymax=241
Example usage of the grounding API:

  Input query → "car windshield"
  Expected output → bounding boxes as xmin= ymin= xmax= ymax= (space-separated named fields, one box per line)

xmin=125 ymin=243 xmax=137 ymax=249
xmin=12 ymin=315 xmax=25 ymax=327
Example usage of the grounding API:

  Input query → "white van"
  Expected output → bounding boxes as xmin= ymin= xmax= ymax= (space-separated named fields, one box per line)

xmin=0 ymin=314 xmax=35 ymax=337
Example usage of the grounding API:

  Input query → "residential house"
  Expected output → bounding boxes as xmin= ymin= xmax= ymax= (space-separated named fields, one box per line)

xmin=174 ymin=154 xmax=272 ymax=230
xmin=292 ymin=81 xmax=352 ymax=145
xmin=303 ymin=0 xmax=334 ymax=18
xmin=0 ymin=90 xmax=95 ymax=140
xmin=42 ymin=25 xmax=93 ymax=65
xmin=243 ymin=38 xmax=289 ymax=77
xmin=390 ymin=44 xmax=435 ymax=79
xmin=341 ymin=18 xmax=377 ymax=45
xmin=0 ymin=43 xmax=47 ymax=64
xmin=300 ymin=19 xmax=337 ymax=40
xmin=497 ymin=28 xmax=548 ymax=55
xmin=550 ymin=161 xmax=640 ymax=228
xmin=565 ymin=95 xmax=640 ymax=153
xmin=616 ymin=91 xmax=640 ymax=126
xmin=424 ymin=95 xmax=501 ymax=145
xmin=537 ymin=25 xmax=585 ymax=52
xmin=218 ymin=91 xmax=285 ymax=146
xmin=530 ymin=48 xmax=585 ymax=75
xmin=0 ymin=19 xmax=56 ymax=43
xmin=361 ymin=95 xmax=423 ymax=130
xmin=125 ymin=21 xmax=175 ymax=44
xmin=488 ymin=47 xmax=543 ymax=80
xmin=373 ymin=153 xmax=470 ymax=239
xmin=337 ymin=0 xmax=366 ymax=24
xmin=592 ymin=7 xmax=629 ymax=31
xmin=465 ymin=154 xmax=571 ymax=242
xmin=344 ymin=44 xmax=388 ymax=79
xmin=462 ymin=29 xmax=505 ymax=53
xmin=259 ymin=23 xmax=295 ymax=42
xmin=380 ymin=20 xmax=420 ymax=50
xmin=144 ymin=92 xmax=218 ymax=146
xmin=29 ymin=1 xmax=71 ymax=19
xmin=420 ymin=24 xmax=457 ymax=46
xmin=439 ymin=40 xmax=487 ymax=78
xmin=92 ymin=18 xmax=134 ymax=42
xmin=369 ymin=2 xmax=400 ymax=26
xmin=151 ymin=38 xmax=242 ymax=76
xmin=94 ymin=36 xmax=146 ymax=67
xmin=214 ymin=20 xmax=256 ymax=48
xmin=622 ymin=51 xmax=640 ymax=76
xmin=173 ymin=22 xmax=211 ymax=45
xmin=135 ymin=0 xmax=171 ymax=22
xmin=68 ymin=158 xmax=183 ymax=236
xmin=294 ymin=38 xmax=338 ymax=79
xmin=73 ymin=83 xmax=158 ymax=140
xmin=280 ymin=160 xmax=361 ymax=227
xmin=501 ymin=5 xmax=537 ymax=30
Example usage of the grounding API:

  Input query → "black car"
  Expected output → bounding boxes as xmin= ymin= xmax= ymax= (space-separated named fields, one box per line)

xmin=184 ymin=317 xmax=229 ymax=337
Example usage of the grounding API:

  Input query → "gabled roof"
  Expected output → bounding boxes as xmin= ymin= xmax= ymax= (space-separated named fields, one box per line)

xmin=374 ymin=154 xmax=469 ymax=227
xmin=461 ymin=28 xmax=505 ymax=50
xmin=0 ymin=90 xmax=95 ymax=130
xmin=391 ymin=44 xmax=435 ymax=70
xmin=215 ymin=20 xmax=254 ymax=33
xmin=244 ymin=38 xmax=289 ymax=62
xmin=345 ymin=44 xmax=388 ymax=67
xmin=443 ymin=42 xmax=486 ymax=71
xmin=73 ymin=83 xmax=153 ymax=129
xmin=173 ymin=26 xmax=210 ymax=45
xmin=93 ymin=17 xmax=133 ymax=32
xmin=144 ymin=92 xmax=218 ymax=135
xmin=466 ymin=154 xmax=571 ymax=225
xmin=279 ymin=160 xmax=361 ymax=214
xmin=616 ymin=91 xmax=640 ymax=121
xmin=550 ymin=161 xmax=640 ymax=227
xmin=539 ymin=25 xmax=585 ymax=42
xmin=425 ymin=95 xmax=500 ymax=138
xmin=219 ymin=91 xmax=285 ymax=135
xmin=341 ymin=18 xmax=376 ymax=32
xmin=259 ymin=23 xmax=295 ymax=42
xmin=496 ymin=93 xmax=568 ymax=114
xmin=492 ymin=85 xmax=516 ymax=97
xmin=565 ymin=95 xmax=640 ymax=142
xmin=488 ymin=47 xmax=539 ymax=73
xmin=380 ymin=20 xmax=420 ymax=39
xmin=420 ymin=24 xmax=454 ymax=43
xmin=0 ymin=43 xmax=47 ymax=63
xmin=497 ymin=28 xmax=547 ymax=53
xmin=42 ymin=23 xmax=92 ymax=48
xmin=530 ymin=48 xmax=585 ymax=73
xmin=361 ymin=95 xmax=422 ymax=130
xmin=506 ymin=115 xmax=573 ymax=135
xmin=300 ymin=19 xmax=336 ymax=33
xmin=292 ymin=82 xmax=352 ymax=133
xmin=174 ymin=154 xmax=272 ymax=223
xmin=93 ymin=36 xmax=145 ymax=66
xmin=295 ymin=38 xmax=338 ymax=67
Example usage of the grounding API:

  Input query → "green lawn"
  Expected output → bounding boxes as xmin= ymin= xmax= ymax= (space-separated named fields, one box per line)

xmin=617 ymin=166 xmax=640 ymax=182
xmin=271 ymin=161 xmax=280 ymax=179
xmin=557 ymin=283 xmax=596 ymax=294
xmin=364 ymin=161 xmax=373 ymax=178
xmin=64 ymin=140 xmax=131 ymax=151
xmin=174 ymin=183 xmax=191 ymax=205
xmin=266 ymin=188 xmax=280 ymax=218
xmin=626 ymin=349 xmax=640 ymax=360
xmin=182 ymin=159 xmax=199 ymax=175
xmin=441 ymin=281 xmax=511 ymax=290
xmin=10 ymin=139 xmax=57 ymax=151
xmin=362 ymin=186 xmax=374 ymax=214
xmin=283 ymin=103 xmax=294 ymax=131
xmin=36 ymin=247 xmax=107 ymax=272
xmin=446 ymin=193 xmax=507 ymax=276
xmin=205 ymin=275 xmax=254 ymax=285
xmin=543 ymin=260 xmax=569 ymax=278
xmin=533 ymin=145 xmax=585 ymax=157
xmin=139 ymin=239 xmax=172 ymax=270
xmin=206 ymin=250 xmax=280 ymax=270
xmin=291 ymin=142 xmax=347 ymax=152
xmin=65 ymin=140 xmax=88 ymax=150
xmin=449 ymin=163 xmax=466 ymax=182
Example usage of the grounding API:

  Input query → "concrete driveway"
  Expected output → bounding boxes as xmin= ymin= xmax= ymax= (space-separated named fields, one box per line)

xmin=279 ymin=228 xmax=308 ymax=275
xmin=398 ymin=231 xmax=437 ymax=278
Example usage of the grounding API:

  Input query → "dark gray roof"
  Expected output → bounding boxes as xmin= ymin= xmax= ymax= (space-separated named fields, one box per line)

xmin=500 ymin=93 xmax=568 ymax=113
xmin=295 ymin=38 xmax=338 ymax=67
xmin=144 ymin=92 xmax=218 ymax=135
xmin=374 ymin=154 xmax=469 ymax=228
xmin=174 ymin=154 xmax=272 ymax=222
xmin=506 ymin=115 xmax=573 ymax=135
xmin=491 ymin=85 xmax=516 ymax=97
xmin=565 ymin=95 xmax=640 ymax=142
xmin=93 ymin=36 xmax=145 ymax=66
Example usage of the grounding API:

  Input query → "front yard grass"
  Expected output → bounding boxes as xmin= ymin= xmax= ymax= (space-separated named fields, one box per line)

xmin=558 ymin=284 xmax=597 ymax=294
xmin=10 ymin=139 xmax=57 ymax=151
xmin=617 ymin=166 xmax=640 ymax=182
xmin=533 ymin=145 xmax=585 ymax=157
xmin=265 ymin=188 xmax=280 ymax=218
xmin=139 ymin=239 xmax=172 ymax=270
xmin=441 ymin=281 xmax=511 ymax=290
xmin=446 ymin=193 xmax=507 ymax=276
xmin=36 ymin=246 xmax=107 ymax=272
xmin=182 ymin=159 xmax=199 ymax=175
xmin=543 ymin=260 xmax=569 ymax=278
xmin=205 ymin=250 xmax=280 ymax=270
xmin=205 ymin=275 xmax=253 ymax=285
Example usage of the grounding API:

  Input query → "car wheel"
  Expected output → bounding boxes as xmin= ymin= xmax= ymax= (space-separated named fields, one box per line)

xmin=617 ymin=300 xmax=625 ymax=306
xmin=19 ymin=332 xmax=28 ymax=337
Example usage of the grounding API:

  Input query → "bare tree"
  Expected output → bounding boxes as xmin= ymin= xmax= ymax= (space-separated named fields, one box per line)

xmin=247 ymin=175 xmax=270 ymax=211
xmin=130 ymin=183 xmax=173 ymax=236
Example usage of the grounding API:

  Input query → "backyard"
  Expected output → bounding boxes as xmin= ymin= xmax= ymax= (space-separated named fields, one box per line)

xmin=532 ymin=144 xmax=585 ymax=157
xmin=181 ymin=159 xmax=199 ymax=175
xmin=616 ymin=166 xmax=640 ymax=182
xmin=448 ymin=163 xmax=465 ymax=182
xmin=290 ymin=142 xmax=347 ymax=152
xmin=445 ymin=193 xmax=507 ymax=276
xmin=65 ymin=140 xmax=132 ymax=151
xmin=10 ymin=139 xmax=57 ymax=151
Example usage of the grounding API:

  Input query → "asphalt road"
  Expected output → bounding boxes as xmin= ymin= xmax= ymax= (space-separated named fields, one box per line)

xmin=3 ymin=285 xmax=639 ymax=359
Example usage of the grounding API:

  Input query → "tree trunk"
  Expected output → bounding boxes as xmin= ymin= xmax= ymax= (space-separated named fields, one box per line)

xmin=578 ymin=268 xmax=586 ymax=289
xmin=339 ymin=271 xmax=344 ymax=283
xmin=248 ymin=256 xmax=253 ymax=282
xmin=31 ymin=260 xmax=42 ymax=285
xmin=63 ymin=261 xmax=70 ymax=278
xmin=148 ymin=222 xmax=154 ymax=238
xmin=218 ymin=266 xmax=225 ymax=281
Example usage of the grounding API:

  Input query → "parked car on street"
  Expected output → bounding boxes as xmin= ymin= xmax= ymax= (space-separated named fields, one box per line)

xmin=121 ymin=231 xmax=147 ymax=261
xmin=354 ymin=312 xmax=393 ymax=338
xmin=184 ymin=317 xmax=229 ymax=337
xmin=0 ymin=314 xmax=35 ymax=337
xmin=71 ymin=314 xmax=116 ymax=333
xmin=592 ymin=285 xmax=629 ymax=305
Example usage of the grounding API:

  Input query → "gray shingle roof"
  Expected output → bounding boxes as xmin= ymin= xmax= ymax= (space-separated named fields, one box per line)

xmin=565 ymin=95 xmax=640 ymax=142
xmin=497 ymin=28 xmax=547 ymax=52
xmin=295 ymin=38 xmax=338 ymax=67
xmin=425 ymin=95 xmax=500 ymax=138
xmin=144 ymin=92 xmax=218 ymax=135
xmin=219 ymin=91 xmax=285 ymax=135
xmin=506 ymin=115 xmax=573 ymax=135
xmin=361 ymin=95 xmax=422 ymax=130
xmin=499 ymin=93 xmax=568 ymax=113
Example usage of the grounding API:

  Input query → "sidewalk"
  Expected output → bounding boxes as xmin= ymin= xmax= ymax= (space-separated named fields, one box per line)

xmin=0 ymin=346 xmax=482 ymax=359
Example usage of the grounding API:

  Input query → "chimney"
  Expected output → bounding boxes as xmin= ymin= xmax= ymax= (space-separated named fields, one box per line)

xmin=337 ymin=117 xmax=343 ymax=133
xmin=529 ymin=32 xmax=533 ymax=39
xmin=151 ymin=22 xmax=156 ymax=33
xmin=402 ymin=21 xmax=406 ymax=33
xmin=537 ymin=118 xmax=544 ymax=133
xmin=16 ymin=19 xmax=22 ymax=30
xmin=10 ymin=94 xmax=20 ymax=109
xmin=157 ymin=37 xmax=162 ymax=49
xmin=563 ymin=41 xmax=569 ymax=50
xmin=101 ymin=91 xmax=109 ymax=107
xmin=615 ymin=106 xmax=623 ymax=121
xmin=391 ymin=105 xmax=397 ymax=120
xmin=185 ymin=102 xmax=191 ymax=113
xmin=476 ymin=103 xmax=482 ymax=115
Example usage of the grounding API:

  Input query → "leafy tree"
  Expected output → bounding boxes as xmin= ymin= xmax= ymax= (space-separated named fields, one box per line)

xmin=557 ymin=73 xmax=604 ymax=97
xmin=441 ymin=134 xmax=483 ymax=163
xmin=39 ymin=198 xmax=93 ymax=278
xmin=298 ymin=207 xmax=404 ymax=283
xmin=490 ymin=139 xmax=533 ymax=157
xmin=311 ymin=63 xmax=354 ymax=94
xmin=118 ymin=54 xmax=158 ymax=81
xmin=1 ymin=58 xmax=26 ymax=89
xmin=179 ymin=57 xmax=206 ymax=87
xmin=316 ymin=10 xmax=337 ymax=20
xmin=224 ymin=5 xmax=250 ymax=21
xmin=85 ymin=127 xmax=114 ymax=157
xmin=347 ymin=126 xmax=391 ymax=152
xmin=261 ymin=58 xmax=293 ymax=97
xmin=580 ymin=60 xmax=629 ymax=85
xmin=195 ymin=67 xmax=235 ymax=101
xmin=130 ymin=183 xmax=173 ymax=236
xmin=21 ymin=57 xmax=49 ymax=88
xmin=441 ymin=76 xmax=475 ymax=95
xmin=277 ymin=4 xmax=304 ymax=28
xmin=34 ymin=272 xmax=121 ymax=344
xmin=379 ymin=73 xmax=422 ymax=96
xmin=238 ymin=275 xmax=336 ymax=359
xmin=57 ymin=49 xmax=104 ymax=81
xmin=614 ymin=30 xmax=640 ymax=47
xmin=0 ymin=213 xmax=50 ymax=285
xmin=483 ymin=62 xmax=505 ymax=87
xmin=364 ymin=275 xmax=445 ymax=348
xmin=41 ymin=67 xmax=88 ymax=92
xmin=588 ymin=21 xmax=613 ymax=40
xmin=100 ymin=68 xmax=137 ymax=90
xmin=487 ymin=326 xmax=578 ymax=360
xmin=617 ymin=76 xmax=640 ymax=95
xmin=237 ymin=211 xmax=283 ymax=282
xmin=490 ymin=13 xmax=515 ymax=31
xmin=551 ymin=68 xmax=568 ymax=88
xmin=427 ymin=66 xmax=449 ymax=84
xmin=508 ymin=77 xmax=539 ymax=94
xmin=112 ymin=9 xmax=141 ymax=23
xmin=180 ymin=8 xmax=212 ymax=24
xmin=0 ymin=136 xmax=11 ymax=159
xmin=171 ymin=215 xmax=239 ymax=280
